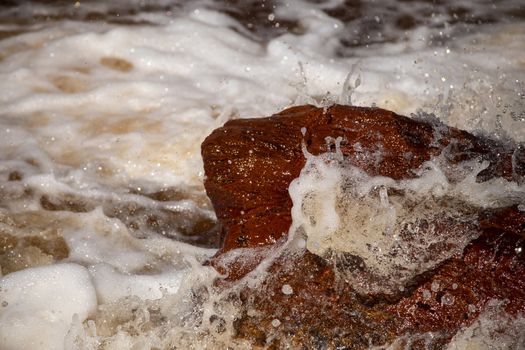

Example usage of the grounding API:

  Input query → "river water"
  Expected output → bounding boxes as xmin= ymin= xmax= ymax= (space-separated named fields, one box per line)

xmin=0 ymin=1 xmax=524 ymax=349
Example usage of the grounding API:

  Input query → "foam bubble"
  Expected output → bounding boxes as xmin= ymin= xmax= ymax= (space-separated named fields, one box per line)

xmin=281 ymin=284 xmax=293 ymax=295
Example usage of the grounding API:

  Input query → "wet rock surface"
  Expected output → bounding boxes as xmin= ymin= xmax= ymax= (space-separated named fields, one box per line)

xmin=201 ymin=105 xmax=525 ymax=348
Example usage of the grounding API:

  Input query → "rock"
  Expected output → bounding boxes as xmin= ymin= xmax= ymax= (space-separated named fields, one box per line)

xmin=201 ymin=105 xmax=525 ymax=348
xmin=202 ymin=105 xmax=521 ymax=258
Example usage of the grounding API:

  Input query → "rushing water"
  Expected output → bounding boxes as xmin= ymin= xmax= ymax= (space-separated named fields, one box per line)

xmin=0 ymin=1 xmax=524 ymax=349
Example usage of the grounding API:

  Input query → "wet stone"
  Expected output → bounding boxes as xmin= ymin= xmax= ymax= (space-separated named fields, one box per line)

xmin=201 ymin=104 xmax=525 ymax=349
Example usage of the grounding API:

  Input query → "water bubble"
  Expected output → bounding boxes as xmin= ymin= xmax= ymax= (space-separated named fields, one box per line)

xmin=268 ymin=13 xmax=275 ymax=21
xmin=422 ymin=289 xmax=432 ymax=300
xmin=431 ymin=280 xmax=440 ymax=292
xmin=468 ymin=304 xmax=477 ymax=313
xmin=441 ymin=293 xmax=455 ymax=306
xmin=271 ymin=319 xmax=281 ymax=327
xmin=301 ymin=127 xmax=307 ymax=136
xmin=296 ymin=238 xmax=306 ymax=249
xmin=281 ymin=284 xmax=293 ymax=295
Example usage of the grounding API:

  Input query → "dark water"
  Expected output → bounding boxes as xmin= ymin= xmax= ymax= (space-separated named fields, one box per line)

xmin=2 ymin=0 xmax=524 ymax=49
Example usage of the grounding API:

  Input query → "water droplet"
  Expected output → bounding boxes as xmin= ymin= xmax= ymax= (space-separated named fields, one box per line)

xmin=468 ymin=304 xmax=477 ymax=313
xmin=441 ymin=293 xmax=455 ymax=306
xmin=422 ymin=289 xmax=432 ymax=300
xmin=431 ymin=280 xmax=440 ymax=292
xmin=296 ymin=238 xmax=306 ymax=249
xmin=301 ymin=127 xmax=307 ymax=136
xmin=282 ymin=284 xmax=293 ymax=295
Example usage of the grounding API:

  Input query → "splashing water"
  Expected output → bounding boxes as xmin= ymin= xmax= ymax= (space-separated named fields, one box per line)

xmin=0 ymin=0 xmax=524 ymax=349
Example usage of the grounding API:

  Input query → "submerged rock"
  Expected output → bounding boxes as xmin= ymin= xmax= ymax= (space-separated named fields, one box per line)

xmin=201 ymin=105 xmax=525 ymax=348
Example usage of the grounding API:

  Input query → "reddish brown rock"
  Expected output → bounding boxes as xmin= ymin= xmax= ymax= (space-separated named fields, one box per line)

xmin=202 ymin=105 xmax=521 ymax=258
xmin=201 ymin=105 xmax=525 ymax=348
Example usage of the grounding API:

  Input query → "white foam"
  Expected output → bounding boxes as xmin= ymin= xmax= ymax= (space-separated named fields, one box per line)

xmin=288 ymin=144 xmax=524 ymax=294
xmin=447 ymin=300 xmax=525 ymax=350
xmin=88 ymin=263 xmax=185 ymax=303
xmin=0 ymin=263 xmax=97 ymax=350
xmin=61 ymin=207 xmax=155 ymax=272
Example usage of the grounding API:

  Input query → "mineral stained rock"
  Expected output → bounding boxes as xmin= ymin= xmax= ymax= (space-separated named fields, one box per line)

xmin=201 ymin=105 xmax=525 ymax=348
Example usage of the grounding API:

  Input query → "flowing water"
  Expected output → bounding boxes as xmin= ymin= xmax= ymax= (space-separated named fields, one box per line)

xmin=0 ymin=1 xmax=524 ymax=349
